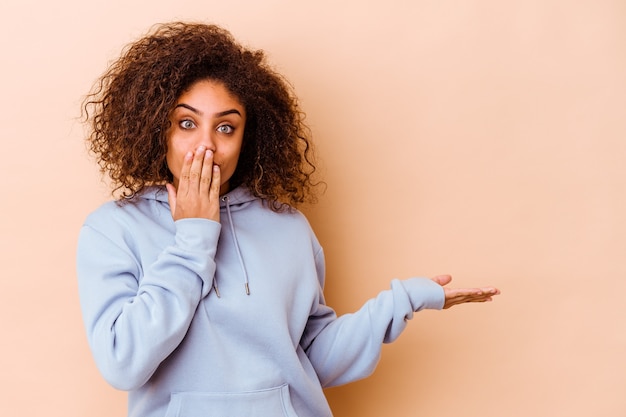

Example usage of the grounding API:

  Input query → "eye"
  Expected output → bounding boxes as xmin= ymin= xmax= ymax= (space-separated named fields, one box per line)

xmin=179 ymin=119 xmax=196 ymax=130
xmin=217 ymin=124 xmax=234 ymax=134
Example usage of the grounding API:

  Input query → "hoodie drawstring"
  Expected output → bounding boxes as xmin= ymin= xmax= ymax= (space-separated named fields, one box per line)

xmin=215 ymin=195 xmax=251 ymax=296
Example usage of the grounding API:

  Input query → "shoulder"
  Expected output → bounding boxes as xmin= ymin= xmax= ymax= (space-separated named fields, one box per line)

xmin=233 ymin=197 xmax=321 ymax=248
xmin=253 ymin=200 xmax=314 ymax=230
xmin=82 ymin=188 xmax=171 ymax=234
xmin=83 ymin=200 xmax=126 ymax=229
xmin=266 ymin=205 xmax=322 ymax=253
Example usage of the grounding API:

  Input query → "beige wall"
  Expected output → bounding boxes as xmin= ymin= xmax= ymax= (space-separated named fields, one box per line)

xmin=1 ymin=0 xmax=624 ymax=416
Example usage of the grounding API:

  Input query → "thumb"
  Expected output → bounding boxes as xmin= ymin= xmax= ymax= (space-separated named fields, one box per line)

xmin=431 ymin=274 xmax=452 ymax=287
xmin=166 ymin=183 xmax=177 ymax=219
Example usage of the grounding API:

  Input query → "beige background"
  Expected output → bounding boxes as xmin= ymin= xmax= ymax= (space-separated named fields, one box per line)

xmin=1 ymin=0 xmax=624 ymax=416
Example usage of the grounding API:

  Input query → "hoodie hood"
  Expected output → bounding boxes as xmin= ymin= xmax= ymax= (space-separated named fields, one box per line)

xmin=138 ymin=185 xmax=259 ymax=211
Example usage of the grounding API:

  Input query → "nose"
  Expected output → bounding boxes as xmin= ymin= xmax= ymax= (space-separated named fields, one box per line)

xmin=198 ymin=128 xmax=216 ymax=152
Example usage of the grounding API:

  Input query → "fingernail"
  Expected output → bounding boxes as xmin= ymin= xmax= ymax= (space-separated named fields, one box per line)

xmin=198 ymin=145 xmax=206 ymax=152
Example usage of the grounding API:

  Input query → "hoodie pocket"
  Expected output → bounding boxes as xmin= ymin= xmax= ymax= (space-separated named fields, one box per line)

xmin=164 ymin=384 xmax=300 ymax=417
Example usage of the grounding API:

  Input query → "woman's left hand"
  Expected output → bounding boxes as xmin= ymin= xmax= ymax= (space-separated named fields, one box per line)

xmin=431 ymin=275 xmax=500 ymax=309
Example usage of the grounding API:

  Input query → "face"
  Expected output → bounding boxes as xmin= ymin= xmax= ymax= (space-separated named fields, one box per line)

xmin=166 ymin=79 xmax=246 ymax=195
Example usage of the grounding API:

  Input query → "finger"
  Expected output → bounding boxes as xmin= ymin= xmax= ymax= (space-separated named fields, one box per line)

xmin=199 ymin=149 xmax=214 ymax=194
xmin=166 ymin=183 xmax=177 ymax=218
xmin=468 ymin=287 xmax=500 ymax=298
xmin=453 ymin=290 xmax=490 ymax=301
xmin=178 ymin=151 xmax=194 ymax=196
xmin=485 ymin=287 xmax=501 ymax=295
xmin=449 ymin=286 xmax=499 ymax=297
xmin=431 ymin=274 xmax=452 ymax=286
xmin=189 ymin=146 xmax=207 ymax=192
xmin=442 ymin=286 xmax=499 ymax=308
xmin=210 ymin=164 xmax=221 ymax=201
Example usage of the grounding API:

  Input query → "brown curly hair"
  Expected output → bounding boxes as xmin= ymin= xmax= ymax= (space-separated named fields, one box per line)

xmin=83 ymin=21 xmax=318 ymax=209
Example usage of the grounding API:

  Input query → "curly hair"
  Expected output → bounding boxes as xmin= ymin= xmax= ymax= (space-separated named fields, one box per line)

xmin=83 ymin=21 xmax=318 ymax=209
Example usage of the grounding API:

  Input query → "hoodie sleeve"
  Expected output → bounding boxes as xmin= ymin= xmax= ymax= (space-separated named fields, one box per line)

xmin=301 ymin=250 xmax=445 ymax=388
xmin=77 ymin=217 xmax=220 ymax=391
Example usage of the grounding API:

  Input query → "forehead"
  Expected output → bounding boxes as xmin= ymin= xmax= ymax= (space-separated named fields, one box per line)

xmin=177 ymin=79 xmax=243 ymax=106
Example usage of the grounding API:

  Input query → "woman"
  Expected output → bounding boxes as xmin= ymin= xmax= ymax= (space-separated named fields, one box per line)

xmin=78 ymin=22 xmax=499 ymax=417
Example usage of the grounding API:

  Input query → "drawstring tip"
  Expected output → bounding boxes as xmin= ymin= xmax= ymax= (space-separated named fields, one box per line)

xmin=213 ymin=284 xmax=221 ymax=298
xmin=245 ymin=282 xmax=250 ymax=295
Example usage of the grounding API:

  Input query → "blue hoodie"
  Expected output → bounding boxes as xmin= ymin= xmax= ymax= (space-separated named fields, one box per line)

xmin=77 ymin=185 xmax=445 ymax=417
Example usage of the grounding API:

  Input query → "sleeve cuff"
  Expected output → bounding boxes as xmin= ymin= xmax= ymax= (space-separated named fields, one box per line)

xmin=174 ymin=218 xmax=221 ymax=253
xmin=395 ymin=277 xmax=445 ymax=311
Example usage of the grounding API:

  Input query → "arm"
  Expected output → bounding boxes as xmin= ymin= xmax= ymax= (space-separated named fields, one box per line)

xmin=301 ymin=251 xmax=500 ymax=388
xmin=78 ymin=146 xmax=223 ymax=390
xmin=302 ymin=277 xmax=444 ymax=387
xmin=77 ymin=218 xmax=220 ymax=390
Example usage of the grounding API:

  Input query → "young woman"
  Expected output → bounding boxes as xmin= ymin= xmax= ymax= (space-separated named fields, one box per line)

xmin=78 ymin=22 xmax=499 ymax=417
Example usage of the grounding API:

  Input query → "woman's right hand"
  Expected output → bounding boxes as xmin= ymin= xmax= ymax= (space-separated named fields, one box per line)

xmin=166 ymin=146 xmax=221 ymax=222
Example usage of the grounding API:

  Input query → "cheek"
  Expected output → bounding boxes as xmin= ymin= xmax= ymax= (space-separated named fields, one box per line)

xmin=165 ymin=140 xmax=183 ymax=178
xmin=231 ymin=136 xmax=244 ymax=163
xmin=218 ymin=139 xmax=243 ymax=164
xmin=216 ymin=145 xmax=243 ymax=182
xmin=166 ymin=155 xmax=178 ymax=176
xmin=226 ymin=146 xmax=243 ymax=172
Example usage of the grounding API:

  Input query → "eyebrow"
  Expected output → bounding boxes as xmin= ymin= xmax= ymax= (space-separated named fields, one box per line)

xmin=174 ymin=103 xmax=242 ymax=118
